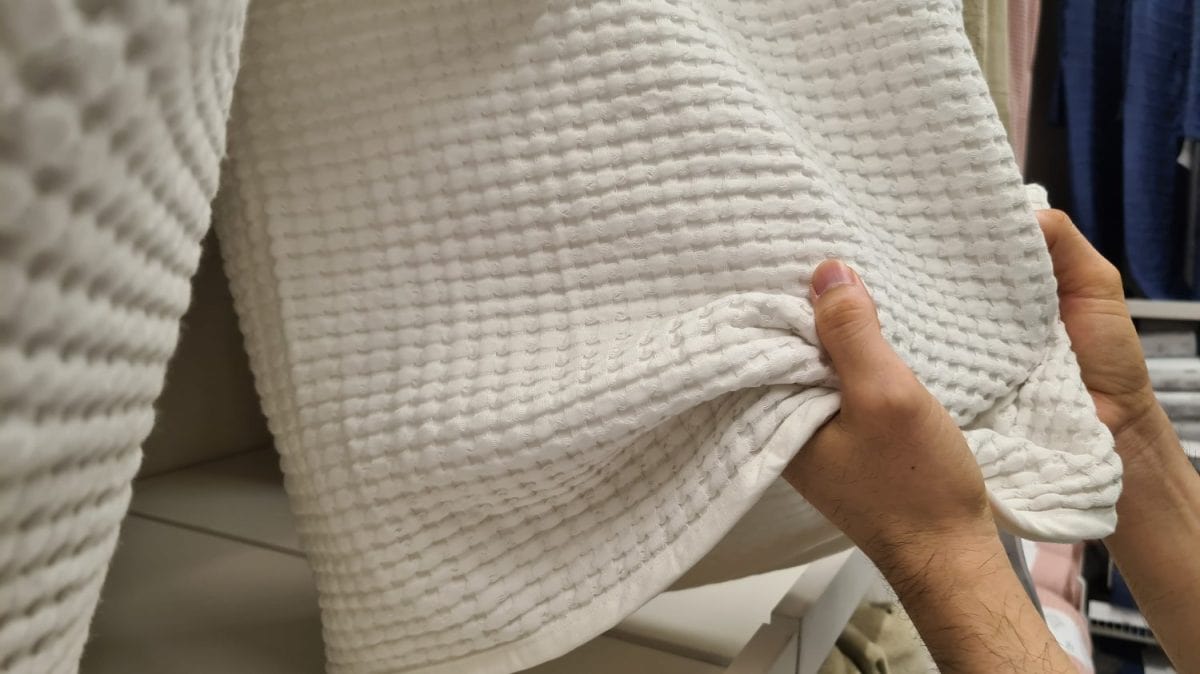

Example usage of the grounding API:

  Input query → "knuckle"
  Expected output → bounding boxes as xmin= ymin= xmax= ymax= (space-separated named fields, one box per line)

xmin=1096 ymin=259 xmax=1123 ymax=289
xmin=854 ymin=380 xmax=925 ymax=421
xmin=818 ymin=295 xmax=870 ymax=335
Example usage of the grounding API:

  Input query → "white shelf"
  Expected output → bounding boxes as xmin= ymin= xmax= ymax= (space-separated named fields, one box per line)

xmin=83 ymin=515 xmax=715 ymax=674
xmin=523 ymin=638 xmax=722 ymax=674
xmin=1126 ymin=299 xmax=1200 ymax=321
xmin=129 ymin=449 xmax=301 ymax=554
xmin=615 ymin=565 xmax=810 ymax=665
xmin=82 ymin=517 xmax=325 ymax=674
xmin=99 ymin=448 xmax=806 ymax=672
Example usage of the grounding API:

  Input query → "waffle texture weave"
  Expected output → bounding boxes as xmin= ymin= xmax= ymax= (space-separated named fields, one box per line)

xmin=0 ymin=1 xmax=245 ymax=671
xmin=214 ymin=1 xmax=1122 ymax=672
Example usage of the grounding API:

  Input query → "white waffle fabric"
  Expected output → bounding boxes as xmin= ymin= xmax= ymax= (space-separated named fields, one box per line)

xmin=214 ymin=1 xmax=1121 ymax=672
xmin=0 ymin=1 xmax=246 ymax=672
xmin=1 ymin=1 xmax=1123 ymax=673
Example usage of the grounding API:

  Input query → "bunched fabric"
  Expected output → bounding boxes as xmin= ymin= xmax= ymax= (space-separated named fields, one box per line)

xmin=0 ymin=1 xmax=246 ymax=672
xmin=213 ymin=1 xmax=1123 ymax=673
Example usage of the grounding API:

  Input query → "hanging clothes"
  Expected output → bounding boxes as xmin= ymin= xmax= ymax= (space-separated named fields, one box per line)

xmin=1186 ymin=2 xmax=1200 ymax=141
xmin=1008 ymin=0 xmax=1041 ymax=169
xmin=964 ymin=0 xmax=1014 ymax=137
xmin=1057 ymin=0 xmax=1127 ymax=266
xmin=1056 ymin=0 xmax=1200 ymax=298
xmin=1122 ymin=0 xmax=1193 ymax=298
xmin=1185 ymin=4 xmax=1200 ymax=291
xmin=1022 ymin=0 xmax=1073 ymax=203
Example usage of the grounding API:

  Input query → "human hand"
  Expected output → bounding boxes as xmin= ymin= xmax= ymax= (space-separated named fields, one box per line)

xmin=1039 ymin=215 xmax=1200 ymax=673
xmin=782 ymin=260 xmax=998 ymax=572
xmin=783 ymin=260 xmax=1080 ymax=673
xmin=1035 ymin=210 xmax=1170 ymax=461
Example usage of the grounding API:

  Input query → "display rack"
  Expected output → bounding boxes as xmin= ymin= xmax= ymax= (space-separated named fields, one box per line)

xmin=1126 ymin=299 xmax=1200 ymax=322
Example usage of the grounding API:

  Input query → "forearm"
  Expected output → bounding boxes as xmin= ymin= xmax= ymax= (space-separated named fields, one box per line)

xmin=874 ymin=535 xmax=1075 ymax=673
xmin=1105 ymin=406 xmax=1200 ymax=671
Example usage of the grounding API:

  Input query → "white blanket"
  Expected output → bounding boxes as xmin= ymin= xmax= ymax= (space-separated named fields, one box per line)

xmin=0 ymin=1 xmax=246 ymax=671
xmin=0 ymin=1 xmax=1123 ymax=673
xmin=214 ymin=1 xmax=1121 ymax=672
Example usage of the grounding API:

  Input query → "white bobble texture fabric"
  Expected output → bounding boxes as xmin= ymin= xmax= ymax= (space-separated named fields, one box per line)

xmin=0 ymin=1 xmax=246 ymax=672
xmin=213 ymin=1 xmax=1121 ymax=673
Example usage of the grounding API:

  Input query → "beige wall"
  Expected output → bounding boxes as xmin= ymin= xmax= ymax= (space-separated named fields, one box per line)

xmin=140 ymin=231 xmax=271 ymax=476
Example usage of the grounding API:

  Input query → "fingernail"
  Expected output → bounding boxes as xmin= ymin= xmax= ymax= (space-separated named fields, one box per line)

xmin=811 ymin=260 xmax=856 ymax=298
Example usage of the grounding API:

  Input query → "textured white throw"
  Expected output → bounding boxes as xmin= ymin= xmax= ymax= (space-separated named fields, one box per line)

xmin=213 ymin=1 xmax=1121 ymax=672
xmin=0 ymin=1 xmax=246 ymax=671
xmin=1 ymin=1 xmax=1123 ymax=673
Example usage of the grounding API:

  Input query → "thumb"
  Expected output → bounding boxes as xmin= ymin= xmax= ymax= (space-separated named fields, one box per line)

xmin=810 ymin=260 xmax=907 ymax=390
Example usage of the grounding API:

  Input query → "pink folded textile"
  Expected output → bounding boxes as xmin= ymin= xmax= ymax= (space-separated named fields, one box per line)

xmin=1024 ymin=540 xmax=1085 ymax=607
xmin=1038 ymin=588 xmax=1094 ymax=673
xmin=1007 ymin=0 xmax=1041 ymax=169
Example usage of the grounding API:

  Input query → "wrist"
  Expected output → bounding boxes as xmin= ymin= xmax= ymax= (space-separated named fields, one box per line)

xmin=879 ymin=533 xmax=1078 ymax=674
xmin=865 ymin=525 xmax=1004 ymax=597
xmin=1110 ymin=393 xmax=1178 ymax=477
